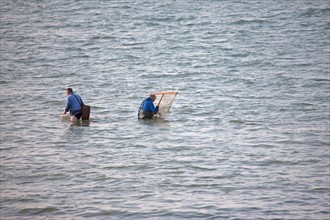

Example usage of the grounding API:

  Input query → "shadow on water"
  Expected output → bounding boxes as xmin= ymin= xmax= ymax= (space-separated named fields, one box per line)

xmin=138 ymin=117 xmax=171 ymax=127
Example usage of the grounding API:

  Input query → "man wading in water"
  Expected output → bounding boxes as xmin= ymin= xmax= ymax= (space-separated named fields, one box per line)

xmin=138 ymin=94 xmax=159 ymax=119
xmin=62 ymin=88 xmax=84 ymax=124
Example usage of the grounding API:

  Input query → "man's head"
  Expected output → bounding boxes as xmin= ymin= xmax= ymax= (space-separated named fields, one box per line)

xmin=66 ymin=88 xmax=73 ymax=96
xmin=150 ymin=94 xmax=157 ymax=102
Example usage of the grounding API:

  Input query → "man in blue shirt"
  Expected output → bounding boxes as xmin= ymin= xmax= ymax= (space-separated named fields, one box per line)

xmin=138 ymin=94 xmax=159 ymax=119
xmin=62 ymin=88 xmax=84 ymax=124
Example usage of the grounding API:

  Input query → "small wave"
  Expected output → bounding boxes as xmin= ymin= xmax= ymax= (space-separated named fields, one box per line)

xmin=299 ymin=7 xmax=330 ymax=18
xmin=0 ymin=80 xmax=10 ymax=84
xmin=229 ymin=120 xmax=260 ymax=125
xmin=231 ymin=19 xmax=269 ymax=25
xmin=292 ymin=102 xmax=314 ymax=106
xmin=311 ymin=78 xmax=330 ymax=82
xmin=229 ymin=120 xmax=245 ymax=124
xmin=311 ymin=187 xmax=329 ymax=192
xmin=18 ymin=207 xmax=58 ymax=215
xmin=190 ymin=165 xmax=217 ymax=171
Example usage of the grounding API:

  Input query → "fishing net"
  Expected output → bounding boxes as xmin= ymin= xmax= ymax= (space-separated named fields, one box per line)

xmin=152 ymin=91 xmax=178 ymax=118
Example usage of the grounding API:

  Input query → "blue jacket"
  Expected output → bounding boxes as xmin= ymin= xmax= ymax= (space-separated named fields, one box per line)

xmin=143 ymin=97 xmax=158 ymax=113
xmin=138 ymin=97 xmax=159 ymax=119
xmin=65 ymin=93 xmax=84 ymax=115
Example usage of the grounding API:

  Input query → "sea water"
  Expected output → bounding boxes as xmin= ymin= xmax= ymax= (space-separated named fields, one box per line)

xmin=0 ymin=0 xmax=329 ymax=219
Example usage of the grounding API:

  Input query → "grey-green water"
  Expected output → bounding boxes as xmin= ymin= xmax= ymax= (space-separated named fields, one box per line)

xmin=1 ymin=0 xmax=329 ymax=219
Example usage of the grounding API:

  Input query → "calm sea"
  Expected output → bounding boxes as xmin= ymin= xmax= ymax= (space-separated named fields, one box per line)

xmin=1 ymin=0 xmax=329 ymax=219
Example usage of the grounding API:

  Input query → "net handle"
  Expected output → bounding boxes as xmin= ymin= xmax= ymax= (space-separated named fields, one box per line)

xmin=157 ymin=94 xmax=165 ymax=107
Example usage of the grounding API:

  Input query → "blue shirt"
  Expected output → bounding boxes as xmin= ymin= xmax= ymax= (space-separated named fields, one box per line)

xmin=138 ymin=97 xmax=159 ymax=119
xmin=65 ymin=93 xmax=84 ymax=115
xmin=142 ymin=97 xmax=158 ymax=113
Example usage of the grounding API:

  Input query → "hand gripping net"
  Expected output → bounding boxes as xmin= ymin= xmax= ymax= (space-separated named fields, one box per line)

xmin=152 ymin=91 xmax=178 ymax=118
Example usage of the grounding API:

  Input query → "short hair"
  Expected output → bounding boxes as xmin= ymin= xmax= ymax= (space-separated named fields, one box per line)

xmin=66 ymin=88 xmax=73 ymax=93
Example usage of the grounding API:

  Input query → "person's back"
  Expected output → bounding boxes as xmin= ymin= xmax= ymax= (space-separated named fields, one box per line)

xmin=67 ymin=93 xmax=83 ymax=113
xmin=138 ymin=94 xmax=159 ymax=119
xmin=63 ymin=88 xmax=84 ymax=124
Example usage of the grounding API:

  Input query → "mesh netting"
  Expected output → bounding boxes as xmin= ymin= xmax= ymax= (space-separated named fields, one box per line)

xmin=153 ymin=91 xmax=178 ymax=118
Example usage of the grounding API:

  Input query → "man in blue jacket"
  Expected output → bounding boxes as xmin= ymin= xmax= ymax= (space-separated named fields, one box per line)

xmin=62 ymin=88 xmax=84 ymax=124
xmin=138 ymin=94 xmax=159 ymax=119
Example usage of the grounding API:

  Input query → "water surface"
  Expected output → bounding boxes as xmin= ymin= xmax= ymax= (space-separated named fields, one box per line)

xmin=1 ymin=0 xmax=329 ymax=219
